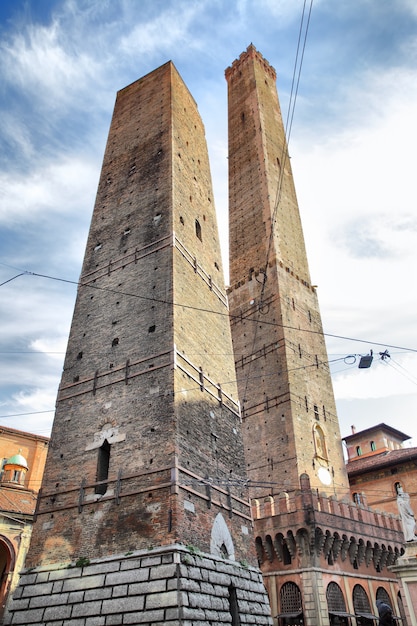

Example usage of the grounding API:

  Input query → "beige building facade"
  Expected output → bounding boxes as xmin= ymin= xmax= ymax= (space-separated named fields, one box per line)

xmin=0 ymin=426 xmax=48 ymax=620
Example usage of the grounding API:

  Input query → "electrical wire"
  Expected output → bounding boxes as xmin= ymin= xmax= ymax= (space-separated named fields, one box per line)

xmin=0 ymin=352 xmax=403 ymax=436
xmin=0 ymin=410 xmax=54 ymax=418
xmin=2 ymin=264 xmax=417 ymax=353
xmin=240 ymin=1 xmax=314 ymax=405
xmin=6 ymin=470 xmax=416 ymax=501
xmin=385 ymin=357 xmax=417 ymax=388
xmin=0 ymin=272 xmax=29 ymax=287
xmin=0 ymin=355 xmax=346 ymax=421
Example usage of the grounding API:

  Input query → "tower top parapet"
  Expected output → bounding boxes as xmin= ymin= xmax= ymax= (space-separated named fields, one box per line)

xmin=225 ymin=44 xmax=277 ymax=82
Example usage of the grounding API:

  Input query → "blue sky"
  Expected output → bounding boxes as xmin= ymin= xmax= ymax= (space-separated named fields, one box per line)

xmin=1 ymin=0 xmax=417 ymax=450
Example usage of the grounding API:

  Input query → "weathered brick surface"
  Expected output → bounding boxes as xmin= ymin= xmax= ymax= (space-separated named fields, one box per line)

xmin=6 ymin=548 xmax=272 ymax=625
xmin=344 ymin=424 xmax=417 ymax=522
xmin=6 ymin=57 xmax=272 ymax=626
xmin=226 ymin=44 xmax=350 ymax=499
xmin=225 ymin=45 xmax=408 ymax=626
xmin=23 ymin=59 xmax=254 ymax=577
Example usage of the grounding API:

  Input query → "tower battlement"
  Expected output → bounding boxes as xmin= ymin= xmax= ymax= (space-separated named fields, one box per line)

xmin=225 ymin=44 xmax=277 ymax=82
xmin=251 ymin=477 xmax=402 ymax=536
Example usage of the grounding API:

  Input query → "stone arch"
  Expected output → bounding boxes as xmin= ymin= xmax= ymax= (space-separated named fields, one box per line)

xmin=210 ymin=513 xmax=235 ymax=560
xmin=373 ymin=542 xmax=382 ymax=571
xmin=357 ymin=538 xmax=366 ymax=566
xmin=326 ymin=581 xmax=349 ymax=625
xmin=386 ymin=545 xmax=395 ymax=567
xmin=286 ymin=530 xmax=297 ymax=558
xmin=0 ymin=535 xmax=15 ymax=620
xmin=340 ymin=534 xmax=350 ymax=561
xmin=323 ymin=530 xmax=335 ymax=561
xmin=365 ymin=540 xmax=373 ymax=566
xmin=255 ymin=536 xmax=264 ymax=564
xmin=278 ymin=581 xmax=303 ymax=623
xmin=314 ymin=526 xmax=325 ymax=556
xmin=352 ymin=584 xmax=373 ymax=626
xmin=348 ymin=536 xmax=358 ymax=567
xmin=397 ymin=590 xmax=407 ymax=625
xmin=313 ymin=423 xmax=328 ymax=460
xmin=379 ymin=544 xmax=389 ymax=570
xmin=376 ymin=586 xmax=392 ymax=606
xmin=265 ymin=535 xmax=274 ymax=562
xmin=274 ymin=533 xmax=292 ymax=565
xmin=331 ymin=533 xmax=342 ymax=562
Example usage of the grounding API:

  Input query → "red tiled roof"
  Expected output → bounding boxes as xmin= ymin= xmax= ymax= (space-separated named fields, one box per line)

xmin=0 ymin=425 xmax=49 ymax=443
xmin=346 ymin=447 xmax=417 ymax=477
xmin=343 ymin=422 xmax=410 ymax=443
xmin=0 ymin=487 xmax=37 ymax=516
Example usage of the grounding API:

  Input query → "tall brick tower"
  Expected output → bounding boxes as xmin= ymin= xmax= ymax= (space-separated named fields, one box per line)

xmin=225 ymin=46 xmax=405 ymax=626
xmin=226 ymin=45 xmax=349 ymax=498
xmin=5 ymin=62 xmax=272 ymax=626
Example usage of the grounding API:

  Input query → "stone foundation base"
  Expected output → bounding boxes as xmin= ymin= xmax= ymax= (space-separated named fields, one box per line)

xmin=4 ymin=544 xmax=273 ymax=625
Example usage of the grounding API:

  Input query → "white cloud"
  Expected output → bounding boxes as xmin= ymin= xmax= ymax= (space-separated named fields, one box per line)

xmin=258 ymin=0 xmax=324 ymax=22
xmin=1 ymin=21 xmax=100 ymax=109
xmin=12 ymin=386 xmax=58 ymax=413
xmin=0 ymin=154 xmax=98 ymax=225
xmin=333 ymin=353 xmax=417 ymax=400
xmin=30 ymin=337 xmax=68 ymax=360
xmin=119 ymin=1 xmax=203 ymax=58
xmin=0 ymin=111 xmax=35 ymax=161
xmin=0 ymin=0 xmax=416 ymax=444
xmin=293 ymin=62 xmax=417 ymax=301
xmin=0 ymin=336 xmax=67 ymax=435
xmin=3 ymin=385 xmax=56 ymax=436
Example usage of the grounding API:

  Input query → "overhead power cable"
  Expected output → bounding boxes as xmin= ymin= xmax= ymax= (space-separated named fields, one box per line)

xmin=0 ymin=351 xmax=400 ymax=426
xmin=241 ymin=0 xmax=314 ymax=406
xmin=4 ymin=469 xmax=414 ymax=502
xmin=1 ymin=264 xmax=417 ymax=354
xmin=0 ymin=272 xmax=28 ymax=287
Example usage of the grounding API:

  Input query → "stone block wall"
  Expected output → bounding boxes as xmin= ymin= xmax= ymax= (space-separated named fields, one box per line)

xmin=5 ymin=545 xmax=273 ymax=625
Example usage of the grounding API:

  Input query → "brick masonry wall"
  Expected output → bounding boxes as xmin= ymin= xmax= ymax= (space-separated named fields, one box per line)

xmin=22 ymin=60 xmax=261 ymax=594
xmin=226 ymin=45 xmax=349 ymax=498
xmin=349 ymin=458 xmax=417 ymax=521
xmin=5 ymin=546 xmax=273 ymax=626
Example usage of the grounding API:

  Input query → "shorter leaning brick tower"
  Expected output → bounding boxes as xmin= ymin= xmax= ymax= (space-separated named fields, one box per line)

xmin=5 ymin=62 xmax=272 ymax=626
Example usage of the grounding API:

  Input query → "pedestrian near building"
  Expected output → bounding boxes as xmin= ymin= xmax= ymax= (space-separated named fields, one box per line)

xmin=376 ymin=599 xmax=394 ymax=626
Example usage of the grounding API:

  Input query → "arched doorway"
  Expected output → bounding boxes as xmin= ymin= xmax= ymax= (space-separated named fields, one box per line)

xmin=397 ymin=591 xmax=408 ymax=626
xmin=276 ymin=581 xmax=303 ymax=625
xmin=376 ymin=586 xmax=392 ymax=607
xmin=0 ymin=537 xmax=15 ymax=620
xmin=352 ymin=584 xmax=376 ymax=625
xmin=327 ymin=581 xmax=355 ymax=625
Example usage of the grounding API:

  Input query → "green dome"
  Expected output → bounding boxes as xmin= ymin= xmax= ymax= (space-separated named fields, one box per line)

xmin=6 ymin=451 xmax=28 ymax=470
